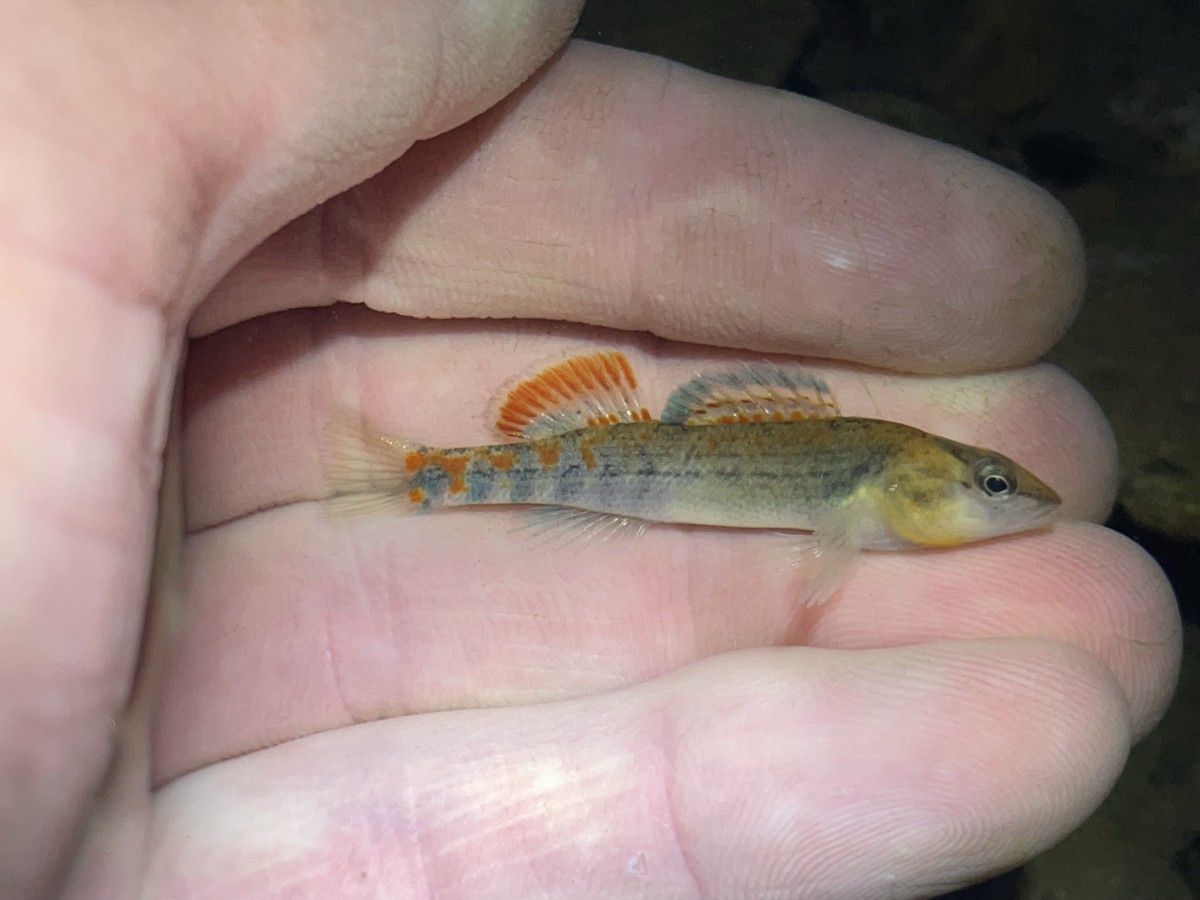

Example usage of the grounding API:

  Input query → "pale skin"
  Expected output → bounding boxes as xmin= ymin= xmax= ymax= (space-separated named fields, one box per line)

xmin=0 ymin=1 xmax=1182 ymax=898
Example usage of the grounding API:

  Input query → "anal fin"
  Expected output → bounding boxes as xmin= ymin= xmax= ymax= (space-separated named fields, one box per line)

xmin=517 ymin=506 xmax=651 ymax=545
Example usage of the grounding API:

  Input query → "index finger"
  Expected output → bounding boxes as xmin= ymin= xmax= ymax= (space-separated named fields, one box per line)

xmin=197 ymin=41 xmax=1085 ymax=374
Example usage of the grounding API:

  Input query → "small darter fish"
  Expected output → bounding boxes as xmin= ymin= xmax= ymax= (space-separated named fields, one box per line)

xmin=324 ymin=350 xmax=1061 ymax=605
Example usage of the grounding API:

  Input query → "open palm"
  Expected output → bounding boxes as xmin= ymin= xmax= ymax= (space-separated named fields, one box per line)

xmin=1 ymin=4 xmax=1178 ymax=898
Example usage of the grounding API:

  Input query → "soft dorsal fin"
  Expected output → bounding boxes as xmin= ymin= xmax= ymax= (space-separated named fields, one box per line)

xmin=492 ymin=349 xmax=653 ymax=439
xmin=660 ymin=363 xmax=840 ymax=425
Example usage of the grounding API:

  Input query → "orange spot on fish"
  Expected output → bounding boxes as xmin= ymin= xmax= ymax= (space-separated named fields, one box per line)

xmin=586 ymin=412 xmax=626 ymax=428
xmin=537 ymin=444 xmax=560 ymax=467
xmin=579 ymin=437 xmax=598 ymax=469
xmin=407 ymin=487 xmax=425 ymax=503
xmin=405 ymin=451 xmax=428 ymax=472
xmin=487 ymin=451 xmax=516 ymax=470
xmin=427 ymin=452 xmax=468 ymax=494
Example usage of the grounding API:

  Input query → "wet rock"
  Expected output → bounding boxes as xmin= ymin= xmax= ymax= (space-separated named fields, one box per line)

xmin=1047 ymin=173 xmax=1200 ymax=542
xmin=1173 ymin=830 xmax=1200 ymax=896
xmin=1021 ymin=131 xmax=1102 ymax=187
xmin=1112 ymin=78 xmax=1200 ymax=175
xmin=920 ymin=0 xmax=1064 ymax=124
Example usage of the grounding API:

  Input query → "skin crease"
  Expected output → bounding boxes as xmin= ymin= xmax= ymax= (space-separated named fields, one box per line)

xmin=0 ymin=2 xmax=1181 ymax=899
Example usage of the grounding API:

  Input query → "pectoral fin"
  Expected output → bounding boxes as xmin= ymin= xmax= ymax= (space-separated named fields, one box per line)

xmin=791 ymin=508 xmax=863 ymax=607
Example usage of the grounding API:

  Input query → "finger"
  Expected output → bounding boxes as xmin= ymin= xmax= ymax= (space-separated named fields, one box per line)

xmin=156 ymin=503 xmax=1176 ymax=783
xmin=182 ymin=308 xmax=1115 ymax=531
xmin=147 ymin=640 xmax=1130 ymax=899
xmin=197 ymin=41 xmax=1085 ymax=373
xmin=7 ymin=1 xmax=583 ymax=316
xmin=1 ymin=0 xmax=582 ymax=892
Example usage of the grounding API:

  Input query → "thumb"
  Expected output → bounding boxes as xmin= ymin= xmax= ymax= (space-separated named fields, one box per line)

xmin=0 ymin=0 xmax=581 ymax=894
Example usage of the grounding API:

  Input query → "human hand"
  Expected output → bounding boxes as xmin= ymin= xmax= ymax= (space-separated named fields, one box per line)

xmin=4 ymin=1 xmax=583 ymax=895
xmin=2 ymin=4 xmax=1179 ymax=898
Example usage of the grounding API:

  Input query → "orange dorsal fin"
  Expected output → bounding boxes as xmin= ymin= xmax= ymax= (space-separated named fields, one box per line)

xmin=659 ymin=363 xmax=840 ymax=426
xmin=491 ymin=350 xmax=653 ymax=439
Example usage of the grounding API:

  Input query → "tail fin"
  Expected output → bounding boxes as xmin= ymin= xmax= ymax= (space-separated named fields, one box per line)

xmin=320 ymin=416 xmax=427 ymax=517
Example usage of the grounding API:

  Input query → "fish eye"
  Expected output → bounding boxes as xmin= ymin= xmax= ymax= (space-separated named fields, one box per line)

xmin=974 ymin=460 xmax=1016 ymax=498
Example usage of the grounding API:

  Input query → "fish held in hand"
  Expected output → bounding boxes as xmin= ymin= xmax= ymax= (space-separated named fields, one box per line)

xmin=323 ymin=350 xmax=1061 ymax=606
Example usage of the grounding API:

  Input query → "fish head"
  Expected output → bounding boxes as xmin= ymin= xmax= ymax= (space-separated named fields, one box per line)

xmin=875 ymin=434 xmax=1062 ymax=547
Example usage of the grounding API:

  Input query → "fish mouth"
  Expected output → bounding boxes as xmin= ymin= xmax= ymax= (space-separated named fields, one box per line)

xmin=1024 ymin=501 xmax=1062 ymax=531
xmin=993 ymin=496 xmax=1060 ymax=538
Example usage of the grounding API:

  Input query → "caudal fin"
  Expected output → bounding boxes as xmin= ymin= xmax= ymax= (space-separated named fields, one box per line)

xmin=321 ymin=416 xmax=427 ymax=517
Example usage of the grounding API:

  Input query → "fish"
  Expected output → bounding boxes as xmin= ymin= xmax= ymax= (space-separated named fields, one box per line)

xmin=323 ymin=349 xmax=1061 ymax=606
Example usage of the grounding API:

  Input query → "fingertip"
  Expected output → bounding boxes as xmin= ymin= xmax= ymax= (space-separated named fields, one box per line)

xmin=146 ymin=636 xmax=1138 ymax=900
xmin=659 ymin=639 xmax=1132 ymax=897
xmin=974 ymin=169 xmax=1088 ymax=363
xmin=1031 ymin=363 xmax=1118 ymax=523
xmin=982 ymin=524 xmax=1179 ymax=744
xmin=840 ymin=134 xmax=1088 ymax=372
xmin=1067 ymin=524 xmax=1182 ymax=739
xmin=202 ymin=43 xmax=1089 ymax=371
xmin=811 ymin=521 xmax=1179 ymax=743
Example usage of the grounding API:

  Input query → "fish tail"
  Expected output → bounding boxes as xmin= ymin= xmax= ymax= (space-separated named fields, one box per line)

xmin=321 ymin=416 xmax=432 ymax=517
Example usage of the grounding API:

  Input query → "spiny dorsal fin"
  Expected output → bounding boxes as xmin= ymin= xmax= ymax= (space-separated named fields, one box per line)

xmin=492 ymin=350 xmax=652 ymax=439
xmin=660 ymin=363 xmax=840 ymax=426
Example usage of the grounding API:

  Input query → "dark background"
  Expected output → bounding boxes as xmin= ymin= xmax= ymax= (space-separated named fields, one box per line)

xmin=574 ymin=2 xmax=1200 ymax=897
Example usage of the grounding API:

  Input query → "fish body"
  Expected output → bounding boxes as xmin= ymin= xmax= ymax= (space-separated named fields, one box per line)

xmin=326 ymin=350 xmax=1061 ymax=604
